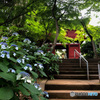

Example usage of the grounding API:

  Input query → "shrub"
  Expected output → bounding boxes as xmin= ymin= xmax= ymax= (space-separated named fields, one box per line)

xmin=0 ymin=33 xmax=50 ymax=100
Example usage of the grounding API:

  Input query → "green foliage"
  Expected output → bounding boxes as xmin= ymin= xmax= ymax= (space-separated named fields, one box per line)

xmin=81 ymin=41 xmax=94 ymax=58
xmin=0 ymin=87 xmax=13 ymax=100
xmin=0 ymin=33 xmax=51 ymax=100
xmin=97 ymin=48 xmax=100 ymax=58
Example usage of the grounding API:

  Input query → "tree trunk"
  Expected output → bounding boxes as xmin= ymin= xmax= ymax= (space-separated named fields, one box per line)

xmin=51 ymin=0 xmax=59 ymax=51
xmin=51 ymin=19 xmax=59 ymax=51
xmin=91 ymin=38 xmax=97 ymax=58
xmin=80 ymin=21 xmax=98 ymax=58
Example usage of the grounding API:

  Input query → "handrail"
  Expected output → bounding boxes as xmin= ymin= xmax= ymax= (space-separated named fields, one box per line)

xmin=98 ymin=61 xmax=100 ymax=83
xmin=74 ymin=49 xmax=89 ymax=80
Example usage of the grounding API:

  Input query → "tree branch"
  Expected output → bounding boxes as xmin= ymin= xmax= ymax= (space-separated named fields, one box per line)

xmin=0 ymin=0 xmax=35 ymax=26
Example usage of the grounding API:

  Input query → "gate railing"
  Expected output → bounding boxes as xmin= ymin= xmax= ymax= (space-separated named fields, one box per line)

xmin=98 ymin=61 xmax=100 ymax=83
xmin=74 ymin=49 xmax=89 ymax=80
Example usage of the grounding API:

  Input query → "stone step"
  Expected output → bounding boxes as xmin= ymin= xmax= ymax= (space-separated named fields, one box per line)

xmin=59 ymin=71 xmax=98 ymax=74
xmin=45 ymin=84 xmax=100 ymax=90
xmin=59 ymin=66 xmax=98 ymax=69
xmin=59 ymin=68 xmax=98 ymax=71
xmin=59 ymin=64 xmax=98 ymax=66
xmin=49 ymin=99 xmax=96 ymax=100
xmin=47 ymin=90 xmax=100 ymax=99
xmin=54 ymin=74 xmax=98 ymax=79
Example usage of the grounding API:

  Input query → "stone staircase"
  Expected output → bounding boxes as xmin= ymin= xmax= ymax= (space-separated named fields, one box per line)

xmin=55 ymin=59 xmax=99 ymax=80
xmin=45 ymin=59 xmax=100 ymax=99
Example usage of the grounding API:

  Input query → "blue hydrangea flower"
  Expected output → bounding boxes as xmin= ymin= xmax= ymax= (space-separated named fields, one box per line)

xmin=17 ymin=59 xmax=21 ymax=63
xmin=23 ymin=38 xmax=31 ymax=44
xmin=12 ymin=32 xmax=19 ymax=36
xmin=34 ymin=64 xmax=37 ymax=66
xmin=26 ymin=57 xmax=29 ymax=60
xmin=23 ymin=66 xmax=28 ymax=70
xmin=2 ymin=51 xmax=9 ymax=54
xmin=22 ymin=59 xmax=25 ymax=64
xmin=6 ymin=54 xmax=10 ymax=58
xmin=23 ymin=55 xmax=26 ymax=58
xmin=34 ymin=83 xmax=39 ymax=88
xmin=11 ymin=44 xmax=18 ymax=50
xmin=20 ymin=71 xmax=30 ymax=77
xmin=8 ymin=68 xmax=15 ymax=73
xmin=42 ymin=91 xmax=49 ymax=98
xmin=37 ymin=50 xmax=44 ymax=54
xmin=34 ymin=83 xmax=41 ymax=90
xmin=17 ymin=71 xmax=32 ymax=83
xmin=0 ymin=42 xmax=7 ymax=49
xmin=38 ymin=63 xmax=44 ymax=69
xmin=1 ymin=37 xmax=8 ymax=40
xmin=0 ymin=51 xmax=10 ymax=58
xmin=0 ymin=54 xmax=5 ymax=58
xmin=24 ymin=64 xmax=32 ymax=71
xmin=0 ymin=42 xmax=4 ymax=45
xmin=13 ymin=53 xmax=16 ymax=56
xmin=11 ymin=44 xmax=17 ymax=47
xmin=34 ymin=63 xmax=44 ymax=69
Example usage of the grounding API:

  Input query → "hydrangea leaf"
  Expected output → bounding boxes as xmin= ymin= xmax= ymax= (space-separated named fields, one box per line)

xmin=9 ymin=57 xmax=17 ymax=63
xmin=0 ymin=72 xmax=16 ymax=82
xmin=27 ymin=56 xmax=36 ymax=60
xmin=39 ymin=70 xmax=47 ymax=77
xmin=22 ymin=83 xmax=39 ymax=95
xmin=0 ymin=87 xmax=13 ymax=100
xmin=0 ymin=63 xmax=8 ymax=72
xmin=17 ymin=85 xmax=30 ymax=96
xmin=31 ymin=94 xmax=39 ymax=100
xmin=30 ymin=71 xmax=38 ymax=78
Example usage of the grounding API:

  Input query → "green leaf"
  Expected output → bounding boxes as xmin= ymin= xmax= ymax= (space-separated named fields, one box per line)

xmin=9 ymin=57 xmax=17 ymax=63
xmin=0 ymin=72 xmax=15 ymax=82
xmin=39 ymin=70 xmax=47 ymax=77
xmin=0 ymin=63 xmax=8 ymax=72
xmin=0 ymin=87 xmax=13 ymax=100
xmin=18 ymin=85 xmax=30 ymax=96
xmin=22 ymin=83 xmax=39 ymax=95
xmin=42 ymin=56 xmax=50 ymax=61
xmin=3 ymin=59 xmax=9 ymax=66
xmin=27 ymin=56 xmax=36 ymax=59
xmin=31 ymin=94 xmax=39 ymax=100
xmin=16 ymin=51 xmax=24 ymax=55
xmin=30 ymin=71 xmax=38 ymax=78
xmin=40 ymin=97 xmax=48 ymax=100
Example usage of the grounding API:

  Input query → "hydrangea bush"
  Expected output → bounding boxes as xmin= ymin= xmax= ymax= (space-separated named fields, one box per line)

xmin=0 ymin=33 xmax=50 ymax=100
